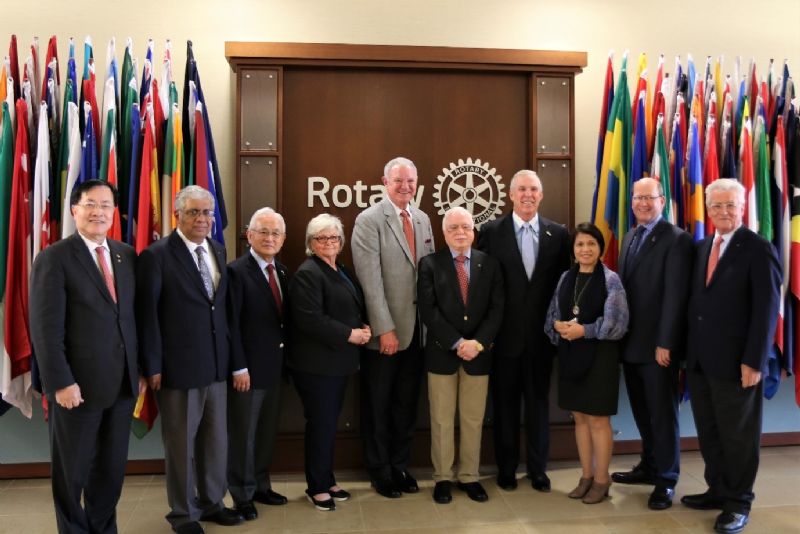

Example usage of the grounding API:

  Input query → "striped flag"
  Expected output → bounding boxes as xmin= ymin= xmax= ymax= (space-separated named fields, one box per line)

xmin=686 ymin=118 xmax=705 ymax=240
xmin=651 ymin=113 xmax=673 ymax=223
xmin=591 ymin=52 xmax=614 ymax=222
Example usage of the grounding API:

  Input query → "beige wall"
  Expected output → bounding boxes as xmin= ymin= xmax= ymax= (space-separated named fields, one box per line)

xmin=8 ymin=0 xmax=800 ymax=249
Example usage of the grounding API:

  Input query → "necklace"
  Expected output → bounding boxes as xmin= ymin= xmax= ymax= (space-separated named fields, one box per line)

xmin=572 ymin=273 xmax=592 ymax=317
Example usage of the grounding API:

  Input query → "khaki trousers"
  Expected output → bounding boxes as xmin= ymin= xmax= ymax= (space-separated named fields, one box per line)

xmin=428 ymin=368 xmax=489 ymax=483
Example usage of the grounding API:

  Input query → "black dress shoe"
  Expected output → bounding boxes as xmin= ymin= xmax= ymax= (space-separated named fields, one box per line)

xmin=611 ymin=463 xmax=658 ymax=485
xmin=200 ymin=507 xmax=244 ymax=526
xmin=714 ymin=511 xmax=749 ymax=533
xmin=372 ymin=478 xmax=402 ymax=498
xmin=433 ymin=481 xmax=452 ymax=504
xmin=497 ymin=474 xmax=518 ymax=490
xmin=173 ymin=522 xmax=205 ymax=534
xmin=306 ymin=494 xmax=336 ymax=511
xmin=648 ymin=486 xmax=675 ymax=510
xmin=457 ymin=481 xmax=489 ymax=502
xmin=329 ymin=488 xmax=351 ymax=501
xmin=530 ymin=473 xmax=551 ymax=492
xmin=392 ymin=469 xmax=420 ymax=493
xmin=681 ymin=491 xmax=725 ymax=510
xmin=234 ymin=501 xmax=258 ymax=521
xmin=252 ymin=489 xmax=288 ymax=505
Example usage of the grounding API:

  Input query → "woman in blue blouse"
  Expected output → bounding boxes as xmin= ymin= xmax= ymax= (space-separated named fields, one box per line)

xmin=545 ymin=222 xmax=629 ymax=504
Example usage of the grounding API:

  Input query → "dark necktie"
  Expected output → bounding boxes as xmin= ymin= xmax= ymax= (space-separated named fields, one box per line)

xmin=195 ymin=246 xmax=215 ymax=299
xmin=626 ymin=226 xmax=645 ymax=270
xmin=95 ymin=246 xmax=117 ymax=303
xmin=455 ymin=255 xmax=469 ymax=305
xmin=267 ymin=264 xmax=282 ymax=314
xmin=400 ymin=210 xmax=416 ymax=261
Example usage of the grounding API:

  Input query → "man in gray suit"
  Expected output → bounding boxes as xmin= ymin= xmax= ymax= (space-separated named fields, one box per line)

xmin=352 ymin=156 xmax=436 ymax=498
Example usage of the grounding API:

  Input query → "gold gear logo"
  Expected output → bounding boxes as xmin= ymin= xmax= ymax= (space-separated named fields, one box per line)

xmin=433 ymin=158 xmax=506 ymax=228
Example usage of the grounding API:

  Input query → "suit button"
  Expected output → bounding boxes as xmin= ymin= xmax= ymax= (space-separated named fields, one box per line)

xmin=464 ymin=315 xmax=468 ymax=321
xmin=211 ymin=305 xmax=215 ymax=310
xmin=119 ymin=343 xmax=125 ymax=348
xmin=280 ymin=323 xmax=284 ymax=329
xmin=279 ymin=343 xmax=284 ymax=348
xmin=697 ymin=316 xmax=703 ymax=321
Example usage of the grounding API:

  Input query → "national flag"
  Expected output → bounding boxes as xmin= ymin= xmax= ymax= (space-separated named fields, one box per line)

xmin=686 ymin=119 xmax=705 ymax=240
xmin=79 ymin=102 xmax=98 ymax=183
xmin=8 ymin=35 xmax=20 ymax=101
xmin=772 ymin=116 xmax=790 ymax=379
xmin=0 ymin=102 xmax=13 ymax=300
xmin=59 ymin=101 xmax=81 ymax=238
xmin=1 ymin=98 xmax=33 ymax=418
xmin=32 ymin=102 xmax=51 ymax=261
xmin=740 ymin=116 xmax=757 ymax=231
xmin=703 ymin=116 xmax=719 ymax=235
xmin=753 ymin=114 xmax=772 ymax=241
xmin=161 ymin=100 xmax=183 ymax=236
xmin=118 ymin=38 xmax=135 ymax=229
xmin=631 ymin=89 xmax=648 ymax=185
xmin=99 ymin=77 xmax=122 ymax=241
xmin=135 ymin=105 xmax=160 ymax=253
xmin=670 ymin=95 xmax=687 ymax=231
xmin=125 ymin=103 xmax=141 ymax=245
xmin=651 ymin=113 xmax=672 ymax=223
xmin=182 ymin=41 xmax=227 ymax=244
xmin=787 ymin=108 xmax=800 ymax=405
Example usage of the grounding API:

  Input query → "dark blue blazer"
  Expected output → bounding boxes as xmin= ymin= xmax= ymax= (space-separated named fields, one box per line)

xmin=137 ymin=231 xmax=230 ymax=389
xmin=30 ymin=233 xmax=138 ymax=409
xmin=618 ymin=219 xmax=693 ymax=363
xmin=417 ymin=248 xmax=504 ymax=375
xmin=227 ymin=252 xmax=289 ymax=389
xmin=477 ymin=214 xmax=570 ymax=358
xmin=686 ymin=226 xmax=781 ymax=380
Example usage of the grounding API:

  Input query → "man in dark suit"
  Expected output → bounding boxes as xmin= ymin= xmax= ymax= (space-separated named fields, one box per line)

xmin=31 ymin=179 xmax=140 ymax=534
xmin=682 ymin=178 xmax=781 ymax=534
xmin=138 ymin=185 xmax=243 ymax=534
xmin=351 ymin=157 xmax=436 ymax=498
xmin=613 ymin=177 xmax=693 ymax=510
xmin=418 ymin=207 xmax=504 ymax=505
xmin=477 ymin=169 xmax=570 ymax=492
xmin=227 ymin=207 xmax=290 ymax=520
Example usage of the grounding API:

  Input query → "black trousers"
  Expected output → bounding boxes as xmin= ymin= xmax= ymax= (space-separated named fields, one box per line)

xmin=622 ymin=360 xmax=680 ymax=486
xmin=227 ymin=382 xmax=282 ymax=504
xmin=292 ymin=370 xmax=348 ymax=495
xmin=688 ymin=368 xmax=763 ymax=514
xmin=490 ymin=349 xmax=552 ymax=478
xmin=360 ymin=325 xmax=424 ymax=481
xmin=48 ymin=392 xmax=135 ymax=534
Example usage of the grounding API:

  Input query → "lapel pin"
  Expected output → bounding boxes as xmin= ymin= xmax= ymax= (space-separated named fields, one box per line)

xmin=546 ymin=230 xmax=552 ymax=236
xmin=115 ymin=253 xmax=122 ymax=263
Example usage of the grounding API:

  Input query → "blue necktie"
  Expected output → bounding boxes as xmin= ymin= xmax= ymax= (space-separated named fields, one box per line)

xmin=521 ymin=224 xmax=535 ymax=279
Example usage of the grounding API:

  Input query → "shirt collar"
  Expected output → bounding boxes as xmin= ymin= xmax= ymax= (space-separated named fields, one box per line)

xmin=714 ymin=224 xmax=741 ymax=243
xmin=450 ymin=248 xmax=472 ymax=260
xmin=387 ymin=198 xmax=412 ymax=219
xmin=637 ymin=215 xmax=661 ymax=234
xmin=512 ymin=212 xmax=539 ymax=234
xmin=249 ymin=247 xmax=276 ymax=271
xmin=176 ymin=228 xmax=208 ymax=254
xmin=77 ymin=231 xmax=109 ymax=253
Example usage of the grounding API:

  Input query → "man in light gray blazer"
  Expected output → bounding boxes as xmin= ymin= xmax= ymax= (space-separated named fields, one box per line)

xmin=352 ymin=156 xmax=436 ymax=498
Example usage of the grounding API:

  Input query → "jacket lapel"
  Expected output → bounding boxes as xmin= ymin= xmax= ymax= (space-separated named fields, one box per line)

xmin=108 ymin=240 xmax=131 ymax=306
xmin=168 ymin=232 xmax=210 ymax=299
xmin=383 ymin=199 xmax=414 ymax=265
xmin=245 ymin=253 xmax=276 ymax=306
xmin=500 ymin=215 xmax=528 ymax=282
xmin=706 ymin=228 xmax=745 ymax=288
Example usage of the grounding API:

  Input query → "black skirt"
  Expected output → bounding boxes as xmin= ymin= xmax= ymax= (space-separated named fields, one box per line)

xmin=558 ymin=339 xmax=620 ymax=416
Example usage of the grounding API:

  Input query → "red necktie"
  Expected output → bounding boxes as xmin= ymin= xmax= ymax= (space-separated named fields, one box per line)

xmin=267 ymin=264 xmax=282 ymax=314
xmin=95 ymin=246 xmax=117 ymax=303
xmin=455 ymin=255 xmax=469 ymax=305
xmin=706 ymin=235 xmax=724 ymax=286
xmin=400 ymin=210 xmax=416 ymax=261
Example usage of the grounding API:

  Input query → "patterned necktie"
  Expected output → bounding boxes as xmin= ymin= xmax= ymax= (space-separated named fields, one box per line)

xmin=521 ymin=224 xmax=535 ymax=279
xmin=195 ymin=246 xmax=215 ymax=299
xmin=454 ymin=255 xmax=469 ymax=305
xmin=706 ymin=235 xmax=724 ymax=286
xmin=95 ymin=246 xmax=117 ymax=303
xmin=400 ymin=210 xmax=416 ymax=261
xmin=266 ymin=264 xmax=282 ymax=314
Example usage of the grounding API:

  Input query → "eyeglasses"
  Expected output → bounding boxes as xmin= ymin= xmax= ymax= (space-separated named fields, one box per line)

xmin=77 ymin=202 xmax=115 ymax=212
xmin=631 ymin=195 xmax=663 ymax=202
xmin=445 ymin=224 xmax=474 ymax=233
xmin=182 ymin=208 xmax=214 ymax=218
xmin=708 ymin=202 xmax=740 ymax=212
xmin=313 ymin=235 xmax=341 ymax=244
xmin=250 ymin=229 xmax=284 ymax=239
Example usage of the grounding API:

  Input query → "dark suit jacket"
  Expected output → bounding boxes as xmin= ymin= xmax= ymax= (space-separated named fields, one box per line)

xmin=618 ymin=219 xmax=693 ymax=363
xmin=137 ymin=232 xmax=230 ymax=389
xmin=417 ymin=248 xmax=504 ymax=375
xmin=686 ymin=226 xmax=781 ymax=380
xmin=288 ymin=256 xmax=365 ymax=377
xmin=477 ymin=213 xmax=570 ymax=358
xmin=30 ymin=233 xmax=138 ymax=409
xmin=227 ymin=251 xmax=289 ymax=389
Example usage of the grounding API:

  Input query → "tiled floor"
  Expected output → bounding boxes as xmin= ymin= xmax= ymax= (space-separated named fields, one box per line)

xmin=1 ymin=447 xmax=799 ymax=533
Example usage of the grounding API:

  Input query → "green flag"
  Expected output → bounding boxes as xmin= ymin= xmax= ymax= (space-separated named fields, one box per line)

xmin=0 ymin=102 xmax=13 ymax=299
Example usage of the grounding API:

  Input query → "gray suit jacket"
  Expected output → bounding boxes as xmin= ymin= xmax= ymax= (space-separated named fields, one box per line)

xmin=351 ymin=198 xmax=435 ymax=350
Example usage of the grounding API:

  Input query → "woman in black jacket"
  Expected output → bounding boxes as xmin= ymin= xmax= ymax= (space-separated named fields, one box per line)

xmin=289 ymin=213 xmax=371 ymax=511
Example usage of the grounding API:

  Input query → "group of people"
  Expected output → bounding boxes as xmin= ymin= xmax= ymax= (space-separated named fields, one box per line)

xmin=28 ymin=154 xmax=780 ymax=534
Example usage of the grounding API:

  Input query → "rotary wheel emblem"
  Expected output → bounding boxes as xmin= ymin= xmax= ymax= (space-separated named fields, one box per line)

xmin=433 ymin=158 xmax=506 ymax=228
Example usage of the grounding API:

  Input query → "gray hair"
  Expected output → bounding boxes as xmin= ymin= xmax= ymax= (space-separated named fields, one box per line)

xmin=509 ymin=169 xmax=543 ymax=192
xmin=305 ymin=213 xmax=345 ymax=256
xmin=248 ymin=207 xmax=286 ymax=233
xmin=383 ymin=156 xmax=417 ymax=179
xmin=705 ymin=178 xmax=745 ymax=207
xmin=175 ymin=185 xmax=215 ymax=212
xmin=441 ymin=206 xmax=474 ymax=231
